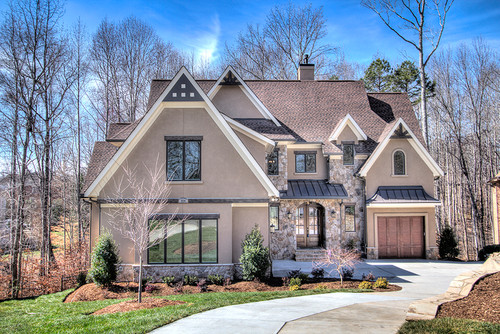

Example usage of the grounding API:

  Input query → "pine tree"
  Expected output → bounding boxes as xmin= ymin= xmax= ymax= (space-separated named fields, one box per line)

xmin=88 ymin=232 xmax=120 ymax=287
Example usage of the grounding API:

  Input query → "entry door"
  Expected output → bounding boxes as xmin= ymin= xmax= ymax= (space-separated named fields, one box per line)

xmin=378 ymin=216 xmax=424 ymax=258
xmin=296 ymin=204 xmax=321 ymax=248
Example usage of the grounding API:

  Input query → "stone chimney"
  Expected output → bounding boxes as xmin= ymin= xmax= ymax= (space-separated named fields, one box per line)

xmin=297 ymin=54 xmax=315 ymax=80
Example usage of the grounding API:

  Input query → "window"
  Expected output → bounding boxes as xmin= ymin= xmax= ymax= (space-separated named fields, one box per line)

xmin=165 ymin=137 xmax=201 ymax=181
xmin=295 ymin=151 xmax=316 ymax=173
xmin=344 ymin=205 xmax=355 ymax=232
xmin=148 ymin=217 xmax=217 ymax=264
xmin=267 ymin=149 xmax=279 ymax=175
xmin=269 ymin=205 xmax=279 ymax=232
xmin=393 ymin=150 xmax=406 ymax=175
xmin=343 ymin=144 xmax=354 ymax=165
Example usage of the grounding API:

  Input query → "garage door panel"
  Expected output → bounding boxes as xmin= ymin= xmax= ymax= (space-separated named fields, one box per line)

xmin=378 ymin=216 xmax=424 ymax=259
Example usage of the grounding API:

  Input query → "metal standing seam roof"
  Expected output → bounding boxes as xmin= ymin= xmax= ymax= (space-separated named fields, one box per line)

xmin=280 ymin=180 xmax=348 ymax=199
xmin=366 ymin=186 xmax=440 ymax=204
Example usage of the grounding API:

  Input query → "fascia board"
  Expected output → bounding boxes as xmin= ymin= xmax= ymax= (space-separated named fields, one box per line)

xmin=329 ymin=114 xmax=367 ymax=142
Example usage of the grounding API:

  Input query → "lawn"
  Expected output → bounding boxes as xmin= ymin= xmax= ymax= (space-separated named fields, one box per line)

xmin=0 ymin=287 xmax=361 ymax=334
xmin=399 ymin=318 xmax=500 ymax=334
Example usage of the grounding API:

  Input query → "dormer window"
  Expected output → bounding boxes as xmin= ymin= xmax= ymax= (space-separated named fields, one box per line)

xmin=295 ymin=151 xmax=316 ymax=173
xmin=393 ymin=150 xmax=406 ymax=175
xmin=342 ymin=144 xmax=354 ymax=165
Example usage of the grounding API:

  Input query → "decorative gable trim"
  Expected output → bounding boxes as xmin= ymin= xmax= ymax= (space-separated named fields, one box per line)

xmin=329 ymin=114 xmax=367 ymax=144
xmin=84 ymin=67 xmax=279 ymax=198
xmin=208 ymin=66 xmax=281 ymax=126
xmin=358 ymin=118 xmax=444 ymax=178
xmin=223 ymin=115 xmax=276 ymax=150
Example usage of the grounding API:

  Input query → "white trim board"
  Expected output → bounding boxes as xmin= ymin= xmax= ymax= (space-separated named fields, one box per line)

xmin=329 ymin=114 xmax=367 ymax=144
xmin=358 ymin=118 xmax=444 ymax=178
xmin=208 ymin=66 xmax=281 ymax=126
xmin=84 ymin=67 xmax=279 ymax=198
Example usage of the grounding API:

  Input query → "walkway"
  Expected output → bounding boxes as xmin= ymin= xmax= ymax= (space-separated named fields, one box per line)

xmin=151 ymin=260 xmax=482 ymax=334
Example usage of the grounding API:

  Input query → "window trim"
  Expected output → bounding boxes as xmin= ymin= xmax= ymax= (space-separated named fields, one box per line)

xmin=269 ymin=204 xmax=279 ymax=232
xmin=344 ymin=204 xmax=356 ymax=232
xmin=165 ymin=137 xmax=202 ymax=181
xmin=342 ymin=143 xmax=355 ymax=166
xmin=267 ymin=148 xmax=279 ymax=175
xmin=294 ymin=151 xmax=317 ymax=173
xmin=392 ymin=149 xmax=407 ymax=176
xmin=147 ymin=216 xmax=218 ymax=264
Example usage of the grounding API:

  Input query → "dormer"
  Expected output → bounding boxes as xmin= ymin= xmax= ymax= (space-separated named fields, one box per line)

xmin=329 ymin=114 xmax=367 ymax=145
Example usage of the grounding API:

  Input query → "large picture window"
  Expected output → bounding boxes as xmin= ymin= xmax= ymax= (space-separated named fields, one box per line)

xmin=295 ymin=151 xmax=316 ymax=173
xmin=148 ymin=217 xmax=217 ymax=264
xmin=165 ymin=137 xmax=201 ymax=181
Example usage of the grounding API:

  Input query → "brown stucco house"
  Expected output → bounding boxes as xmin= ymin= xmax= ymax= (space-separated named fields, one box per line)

xmin=82 ymin=64 xmax=444 ymax=280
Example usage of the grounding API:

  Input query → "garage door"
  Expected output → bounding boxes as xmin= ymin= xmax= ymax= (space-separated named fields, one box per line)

xmin=378 ymin=216 xmax=424 ymax=258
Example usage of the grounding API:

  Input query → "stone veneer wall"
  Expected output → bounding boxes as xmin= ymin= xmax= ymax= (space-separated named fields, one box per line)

xmin=268 ymin=145 xmax=288 ymax=191
xmin=118 ymin=264 xmax=238 ymax=282
xmin=329 ymin=156 xmax=367 ymax=251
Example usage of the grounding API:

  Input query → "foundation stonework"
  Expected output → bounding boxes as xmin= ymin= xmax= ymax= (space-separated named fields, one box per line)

xmin=118 ymin=264 xmax=237 ymax=282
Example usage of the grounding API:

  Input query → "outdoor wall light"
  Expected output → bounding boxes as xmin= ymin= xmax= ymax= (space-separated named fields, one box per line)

xmin=330 ymin=209 xmax=336 ymax=217
xmin=287 ymin=212 xmax=292 ymax=219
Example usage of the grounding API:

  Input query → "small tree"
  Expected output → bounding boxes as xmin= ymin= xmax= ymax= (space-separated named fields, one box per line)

xmin=314 ymin=247 xmax=360 ymax=287
xmin=438 ymin=225 xmax=459 ymax=259
xmin=240 ymin=225 xmax=270 ymax=280
xmin=88 ymin=232 xmax=120 ymax=287
xmin=104 ymin=156 xmax=179 ymax=303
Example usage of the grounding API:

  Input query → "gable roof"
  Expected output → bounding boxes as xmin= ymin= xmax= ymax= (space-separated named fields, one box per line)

xmin=329 ymin=113 xmax=368 ymax=143
xmin=358 ymin=118 xmax=444 ymax=177
xmin=84 ymin=67 xmax=279 ymax=198
xmin=208 ymin=66 xmax=281 ymax=126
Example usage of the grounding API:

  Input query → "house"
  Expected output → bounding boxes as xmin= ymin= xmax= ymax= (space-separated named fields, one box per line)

xmin=489 ymin=172 xmax=500 ymax=244
xmin=82 ymin=64 xmax=444 ymax=280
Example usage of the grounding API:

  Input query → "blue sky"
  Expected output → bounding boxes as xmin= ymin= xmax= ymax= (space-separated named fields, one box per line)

xmin=2 ymin=0 xmax=500 ymax=67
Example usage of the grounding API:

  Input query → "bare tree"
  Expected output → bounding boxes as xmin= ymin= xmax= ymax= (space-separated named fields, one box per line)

xmin=362 ymin=0 xmax=454 ymax=145
xmin=224 ymin=3 xmax=336 ymax=80
xmin=103 ymin=157 xmax=180 ymax=303
xmin=314 ymin=247 xmax=360 ymax=287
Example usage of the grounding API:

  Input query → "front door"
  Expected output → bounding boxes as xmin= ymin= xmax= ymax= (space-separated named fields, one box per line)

xmin=296 ymin=204 xmax=322 ymax=248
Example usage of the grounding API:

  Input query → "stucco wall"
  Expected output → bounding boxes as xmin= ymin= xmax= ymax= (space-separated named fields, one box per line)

xmin=287 ymin=148 xmax=328 ymax=180
xmin=365 ymin=138 xmax=435 ymax=197
xmin=235 ymin=131 xmax=266 ymax=171
xmin=336 ymin=125 xmax=359 ymax=144
xmin=231 ymin=206 xmax=269 ymax=262
xmin=211 ymin=86 xmax=263 ymax=119
xmin=99 ymin=107 xmax=268 ymax=200
xmin=366 ymin=206 xmax=438 ymax=259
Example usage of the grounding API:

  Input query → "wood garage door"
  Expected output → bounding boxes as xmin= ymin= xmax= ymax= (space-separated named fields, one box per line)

xmin=378 ymin=216 xmax=424 ymax=258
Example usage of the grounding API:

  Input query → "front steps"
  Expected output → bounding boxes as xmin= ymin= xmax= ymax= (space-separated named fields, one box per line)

xmin=295 ymin=248 xmax=326 ymax=262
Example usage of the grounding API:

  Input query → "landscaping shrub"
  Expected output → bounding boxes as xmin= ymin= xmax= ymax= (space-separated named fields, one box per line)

xmin=289 ymin=284 xmax=300 ymax=291
xmin=373 ymin=277 xmax=388 ymax=289
xmin=144 ymin=283 xmax=157 ymax=293
xmin=281 ymin=277 xmax=290 ymax=287
xmin=314 ymin=283 xmax=328 ymax=290
xmin=207 ymin=274 xmax=224 ymax=286
xmin=223 ymin=277 xmax=232 ymax=287
xmin=289 ymin=277 xmax=302 ymax=287
xmin=88 ymin=233 xmax=120 ymax=287
xmin=197 ymin=279 xmax=208 ymax=292
xmin=361 ymin=272 xmax=375 ymax=281
xmin=341 ymin=268 xmax=354 ymax=280
xmin=358 ymin=281 xmax=373 ymax=289
xmin=173 ymin=281 xmax=183 ymax=293
xmin=240 ymin=225 xmax=270 ymax=280
xmin=183 ymin=275 xmax=198 ymax=286
xmin=478 ymin=244 xmax=500 ymax=261
xmin=162 ymin=276 xmax=176 ymax=286
xmin=76 ymin=272 xmax=87 ymax=288
xmin=438 ymin=226 xmax=460 ymax=259
xmin=311 ymin=267 xmax=325 ymax=279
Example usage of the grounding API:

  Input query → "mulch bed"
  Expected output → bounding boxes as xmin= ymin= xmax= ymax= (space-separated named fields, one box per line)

xmin=65 ymin=278 xmax=401 ymax=303
xmin=436 ymin=272 xmax=500 ymax=324
xmin=92 ymin=298 xmax=185 ymax=315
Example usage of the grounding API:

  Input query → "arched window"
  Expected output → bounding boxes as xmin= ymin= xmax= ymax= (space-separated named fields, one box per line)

xmin=393 ymin=150 xmax=406 ymax=175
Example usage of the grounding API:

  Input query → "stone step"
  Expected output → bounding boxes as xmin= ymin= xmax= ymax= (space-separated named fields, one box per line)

xmin=295 ymin=248 xmax=326 ymax=262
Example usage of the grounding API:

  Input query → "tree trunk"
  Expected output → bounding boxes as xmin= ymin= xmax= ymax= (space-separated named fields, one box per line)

xmin=138 ymin=255 xmax=143 ymax=303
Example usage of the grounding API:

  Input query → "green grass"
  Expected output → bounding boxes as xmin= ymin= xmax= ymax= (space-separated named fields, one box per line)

xmin=0 ymin=287 xmax=361 ymax=334
xmin=399 ymin=318 xmax=500 ymax=334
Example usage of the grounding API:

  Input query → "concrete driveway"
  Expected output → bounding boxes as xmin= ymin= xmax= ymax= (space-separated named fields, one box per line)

xmin=151 ymin=260 xmax=482 ymax=334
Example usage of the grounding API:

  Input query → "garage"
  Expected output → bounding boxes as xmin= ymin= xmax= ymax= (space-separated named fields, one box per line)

xmin=378 ymin=216 xmax=424 ymax=258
